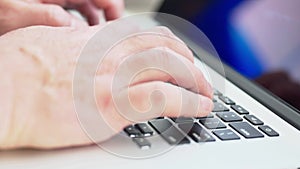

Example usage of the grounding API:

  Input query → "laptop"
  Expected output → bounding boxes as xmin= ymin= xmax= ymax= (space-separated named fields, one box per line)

xmin=1 ymin=0 xmax=300 ymax=168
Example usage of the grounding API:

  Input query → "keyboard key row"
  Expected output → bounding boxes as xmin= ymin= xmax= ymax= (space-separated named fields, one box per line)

xmin=128 ymin=120 xmax=279 ymax=148
xmin=125 ymin=91 xmax=280 ymax=148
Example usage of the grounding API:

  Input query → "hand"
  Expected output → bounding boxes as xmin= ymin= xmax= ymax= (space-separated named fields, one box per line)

xmin=0 ymin=0 xmax=124 ymax=35
xmin=0 ymin=25 xmax=213 ymax=149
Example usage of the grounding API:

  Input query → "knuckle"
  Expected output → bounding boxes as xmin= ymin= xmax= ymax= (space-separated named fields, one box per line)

xmin=156 ymin=26 xmax=172 ymax=33
xmin=154 ymin=26 xmax=174 ymax=37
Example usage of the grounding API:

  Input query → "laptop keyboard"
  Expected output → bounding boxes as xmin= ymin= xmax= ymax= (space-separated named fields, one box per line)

xmin=123 ymin=89 xmax=279 ymax=149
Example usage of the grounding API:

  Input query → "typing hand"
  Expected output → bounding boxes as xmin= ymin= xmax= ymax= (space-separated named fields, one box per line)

xmin=0 ymin=26 xmax=213 ymax=149
xmin=0 ymin=0 xmax=124 ymax=35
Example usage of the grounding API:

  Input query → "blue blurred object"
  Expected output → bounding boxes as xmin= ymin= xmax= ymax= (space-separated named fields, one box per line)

xmin=158 ymin=0 xmax=300 ymax=110
xmin=190 ymin=0 xmax=263 ymax=78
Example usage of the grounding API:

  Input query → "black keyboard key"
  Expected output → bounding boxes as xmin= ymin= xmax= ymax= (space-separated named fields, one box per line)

xmin=170 ymin=117 xmax=194 ymax=123
xmin=213 ymin=129 xmax=240 ymax=140
xmin=135 ymin=123 xmax=154 ymax=136
xmin=178 ymin=123 xmax=215 ymax=142
xmin=199 ymin=118 xmax=226 ymax=129
xmin=216 ymin=112 xmax=243 ymax=122
xmin=148 ymin=119 xmax=190 ymax=145
xmin=213 ymin=102 xmax=229 ymax=112
xmin=231 ymin=105 xmax=249 ymax=115
xmin=244 ymin=115 xmax=264 ymax=125
xmin=132 ymin=137 xmax=151 ymax=150
xmin=219 ymin=96 xmax=235 ymax=105
xmin=124 ymin=125 xmax=142 ymax=138
xmin=197 ymin=113 xmax=214 ymax=119
xmin=229 ymin=122 xmax=264 ymax=139
xmin=258 ymin=125 xmax=279 ymax=137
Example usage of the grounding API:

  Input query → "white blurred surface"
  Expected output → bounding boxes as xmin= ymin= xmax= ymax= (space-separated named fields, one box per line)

xmin=124 ymin=0 xmax=164 ymax=15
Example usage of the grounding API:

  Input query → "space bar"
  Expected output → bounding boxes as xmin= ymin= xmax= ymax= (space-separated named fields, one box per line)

xmin=148 ymin=119 xmax=190 ymax=145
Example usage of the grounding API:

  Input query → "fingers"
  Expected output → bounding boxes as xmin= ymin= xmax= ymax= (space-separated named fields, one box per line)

xmin=116 ymin=47 xmax=213 ymax=98
xmin=0 ymin=0 xmax=88 ymax=35
xmin=100 ymin=26 xmax=212 ymax=98
xmin=24 ymin=3 xmax=88 ymax=27
xmin=41 ymin=0 xmax=100 ymax=25
xmin=117 ymin=81 xmax=213 ymax=123
xmin=74 ymin=0 xmax=100 ymax=25
xmin=41 ymin=0 xmax=123 ymax=24
xmin=92 ymin=0 xmax=124 ymax=20
xmin=1 ymin=0 xmax=122 ymax=34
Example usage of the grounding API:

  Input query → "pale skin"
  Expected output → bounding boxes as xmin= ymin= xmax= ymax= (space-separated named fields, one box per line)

xmin=0 ymin=1 xmax=213 ymax=150
xmin=0 ymin=0 xmax=124 ymax=35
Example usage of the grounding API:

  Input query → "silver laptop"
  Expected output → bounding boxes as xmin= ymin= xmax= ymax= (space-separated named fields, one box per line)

xmin=2 ymin=1 xmax=300 ymax=169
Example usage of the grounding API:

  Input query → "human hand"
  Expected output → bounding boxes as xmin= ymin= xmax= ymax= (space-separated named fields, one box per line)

xmin=0 ymin=0 xmax=124 ymax=35
xmin=0 ymin=25 xmax=213 ymax=149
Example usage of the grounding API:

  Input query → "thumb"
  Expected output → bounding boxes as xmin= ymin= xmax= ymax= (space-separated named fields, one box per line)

xmin=23 ymin=3 xmax=87 ymax=27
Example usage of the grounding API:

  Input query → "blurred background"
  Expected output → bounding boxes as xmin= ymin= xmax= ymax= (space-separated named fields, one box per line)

xmin=124 ymin=0 xmax=300 ymax=110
